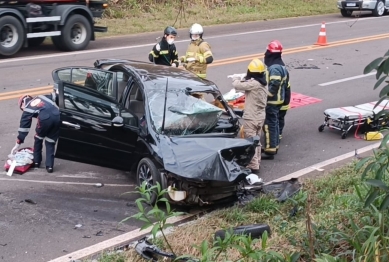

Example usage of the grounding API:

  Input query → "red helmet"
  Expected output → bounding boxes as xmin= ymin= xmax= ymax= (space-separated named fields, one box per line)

xmin=18 ymin=95 xmax=33 ymax=110
xmin=267 ymin=40 xmax=283 ymax=53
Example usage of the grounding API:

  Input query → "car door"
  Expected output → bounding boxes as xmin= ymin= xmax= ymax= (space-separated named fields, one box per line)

xmin=52 ymin=67 xmax=118 ymax=101
xmin=56 ymin=80 xmax=133 ymax=170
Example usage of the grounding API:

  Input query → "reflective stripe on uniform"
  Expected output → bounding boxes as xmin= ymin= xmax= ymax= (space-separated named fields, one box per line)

xmin=35 ymin=135 xmax=44 ymax=140
xmin=23 ymin=108 xmax=37 ymax=113
xmin=160 ymin=50 xmax=169 ymax=55
xmin=269 ymin=75 xmax=282 ymax=81
xmin=45 ymin=137 xmax=56 ymax=143
xmin=18 ymin=128 xmax=30 ymax=132
xmin=150 ymin=51 xmax=159 ymax=58
xmin=197 ymin=73 xmax=206 ymax=78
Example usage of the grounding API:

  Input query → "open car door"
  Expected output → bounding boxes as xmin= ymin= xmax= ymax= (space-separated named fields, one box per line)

xmin=55 ymin=80 xmax=138 ymax=170
xmin=52 ymin=67 xmax=119 ymax=101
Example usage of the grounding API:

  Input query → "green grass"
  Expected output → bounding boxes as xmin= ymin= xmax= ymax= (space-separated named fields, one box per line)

xmin=90 ymin=159 xmax=389 ymax=261
xmin=94 ymin=0 xmax=339 ymax=37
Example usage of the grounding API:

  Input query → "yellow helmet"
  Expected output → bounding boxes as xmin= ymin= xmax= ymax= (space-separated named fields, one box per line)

xmin=248 ymin=58 xmax=265 ymax=73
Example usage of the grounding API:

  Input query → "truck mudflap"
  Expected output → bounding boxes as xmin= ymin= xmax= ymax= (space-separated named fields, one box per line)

xmin=94 ymin=26 xmax=107 ymax=32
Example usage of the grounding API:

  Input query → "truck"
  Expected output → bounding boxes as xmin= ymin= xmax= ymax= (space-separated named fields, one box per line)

xmin=0 ymin=0 xmax=108 ymax=56
xmin=337 ymin=0 xmax=389 ymax=17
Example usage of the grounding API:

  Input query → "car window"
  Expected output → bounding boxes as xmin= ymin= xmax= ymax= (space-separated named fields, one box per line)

xmin=56 ymin=68 xmax=115 ymax=98
xmin=124 ymin=82 xmax=145 ymax=119
xmin=63 ymin=83 xmax=116 ymax=120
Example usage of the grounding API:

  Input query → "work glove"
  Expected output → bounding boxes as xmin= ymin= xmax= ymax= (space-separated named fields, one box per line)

xmin=173 ymin=61 xmax=179 ymax=67
xmin=11 ymin=142 xmax=20 ymax=155
xmin=186 ymin=57 xmax=196 ymax=62
xmin=155 ymin=43 xmax=161 ymax=51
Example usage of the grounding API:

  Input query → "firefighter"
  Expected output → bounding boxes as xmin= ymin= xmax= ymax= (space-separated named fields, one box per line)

xmin=180 ymin=23 xmax=214 ymax=79
xmin=148 ymin=26 xmax=179 ymax=67
xmin=262 ymin=40 xmax=289 ymax=160
xmin=279 ymin=73 xmax=291 ymax=141
xmin=12 ymin=93 xmax=60 ymax=173
xmin=232 ymin=58 xmax=268 ymax=175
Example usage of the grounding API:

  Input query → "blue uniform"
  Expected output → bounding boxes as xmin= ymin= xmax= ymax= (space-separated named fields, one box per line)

xmin=17 ymin=94 xmax=60 ymax=168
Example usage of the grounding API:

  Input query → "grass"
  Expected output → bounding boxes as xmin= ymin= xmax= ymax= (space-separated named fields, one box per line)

xmin=94 ymin=0 xmax=339 ymax=37
xmin=89 ymin=159 xmax=386 ymax=261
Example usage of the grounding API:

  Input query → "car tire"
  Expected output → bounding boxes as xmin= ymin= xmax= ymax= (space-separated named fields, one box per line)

xmin=373 ymin=0 xmax=385 ymax=16
xmin=59 ymin=14 xmax=91 ymax=51
xmin=340 ymin=9 xmax=352 ymax=17
xmin=27 ymin=37 xmax=46 ymax=47
xmin=214 ymin=224 xmax=271 ymax=241
xmin=136 ymin=158 xmax=162 ymax=205
xmin=0 ymin=16 xmax=24 ymax=56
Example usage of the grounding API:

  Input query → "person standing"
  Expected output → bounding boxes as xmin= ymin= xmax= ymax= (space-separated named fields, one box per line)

xmin=232 ymin=58 xmax=268 ymax=175
xmin=262 ymin=40 xmax=289 ymax=160
xmin=180 ymin=23 xmax=214 ymax=79
xmin=148 ymin=26 xmax=179 ymax=67
xmin=12 ymin=93 xmax=60 ymax=173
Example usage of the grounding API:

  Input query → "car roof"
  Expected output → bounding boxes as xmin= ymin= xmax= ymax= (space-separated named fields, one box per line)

xmin=101 ymin=59 xmax=221 ymax=93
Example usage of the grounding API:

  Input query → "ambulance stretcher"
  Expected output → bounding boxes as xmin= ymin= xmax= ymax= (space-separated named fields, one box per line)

xmin=318 ymin=99 xmax=389 ymax=139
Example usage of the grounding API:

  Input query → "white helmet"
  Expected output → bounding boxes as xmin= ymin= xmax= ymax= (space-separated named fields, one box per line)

xmin=189 ymin=23 xmax=203 ymax=40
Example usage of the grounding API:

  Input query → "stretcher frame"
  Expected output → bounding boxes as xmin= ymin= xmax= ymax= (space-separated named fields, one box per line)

xmin=318 ymin=100 xmax=389 ymax=139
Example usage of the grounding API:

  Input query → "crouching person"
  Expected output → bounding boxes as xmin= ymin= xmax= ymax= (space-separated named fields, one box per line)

xmin=231 ymin=58 xmax=268 ymax=175
xmin=13 ymin=93 xmax=60 ymax=173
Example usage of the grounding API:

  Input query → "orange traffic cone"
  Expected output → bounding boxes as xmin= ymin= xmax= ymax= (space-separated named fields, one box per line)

xmin=315 ymin=22 xmax=328 ymax=46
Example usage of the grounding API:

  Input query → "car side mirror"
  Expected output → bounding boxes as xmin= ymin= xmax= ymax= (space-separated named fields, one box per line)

xmin=233 ymin=109 xmax=244 ymax=117
xmin=112 ymin=116 xmax=124 ymax=127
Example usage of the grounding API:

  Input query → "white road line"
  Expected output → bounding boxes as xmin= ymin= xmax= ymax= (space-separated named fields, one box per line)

xmin=1 ymin=16 xmax=387 ymax=65
xmin=318 ymin=72 xmax=376 ymax=86
xmin=0 ymin=177 xmax=134 ymax=186
xmin=49 ymin=140 xmax=384 ymax=262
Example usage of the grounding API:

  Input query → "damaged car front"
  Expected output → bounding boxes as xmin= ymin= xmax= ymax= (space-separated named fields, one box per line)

xmin=142 ymin=76 xmax=260 ymax=206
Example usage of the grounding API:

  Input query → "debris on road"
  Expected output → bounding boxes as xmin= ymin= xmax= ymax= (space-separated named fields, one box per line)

xmin=74 ymin=224 xmax=82 ymax=229
xmin=96 ymin=231 xmax=103 ymax=236
xmin=0 ymin=244 xmax=7 ymax=247
xmin=23 ymin=199 xmax=36 ymax=205
xmin=333 ymin=63 xmax=343 ymax=66
xmin=94 ymin=183 xmax=104 ymax=188
xmin=83 ymin=235 xmax=91 ymax=238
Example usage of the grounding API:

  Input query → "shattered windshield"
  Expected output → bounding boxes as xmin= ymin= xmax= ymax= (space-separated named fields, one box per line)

xmin=145 ymin=82 xmax=223 ymax=136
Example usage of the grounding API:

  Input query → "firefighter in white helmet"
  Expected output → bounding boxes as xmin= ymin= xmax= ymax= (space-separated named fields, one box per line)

xmin=180 ymin=23 xmax=214 ymax=79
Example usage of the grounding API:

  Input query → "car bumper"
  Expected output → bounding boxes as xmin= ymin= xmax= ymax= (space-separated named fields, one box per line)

xmin=337 ymin=1 xmax=377 ymax=10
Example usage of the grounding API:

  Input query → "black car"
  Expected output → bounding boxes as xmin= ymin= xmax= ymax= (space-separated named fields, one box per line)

xmin=52 ymin=59 xmax=259 ymax=205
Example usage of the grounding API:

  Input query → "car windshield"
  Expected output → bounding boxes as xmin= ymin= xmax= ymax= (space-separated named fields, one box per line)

xmin=145 ymin=80 xmax=224 ymax=136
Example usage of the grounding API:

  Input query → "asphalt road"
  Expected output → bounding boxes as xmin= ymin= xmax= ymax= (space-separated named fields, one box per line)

xmin=1 ymin=13 xmax=389 ymax=262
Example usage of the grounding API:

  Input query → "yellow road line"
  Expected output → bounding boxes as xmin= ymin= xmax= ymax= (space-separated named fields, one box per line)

xmin=1 ymin=33 xmax=388 ymax=102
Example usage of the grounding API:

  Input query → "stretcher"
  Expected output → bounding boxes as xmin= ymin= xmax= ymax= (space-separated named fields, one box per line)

xmin=4 ymin=147 xmax=34 ymax=175
xmin=318 ymin=99 xmax=389 ymax=139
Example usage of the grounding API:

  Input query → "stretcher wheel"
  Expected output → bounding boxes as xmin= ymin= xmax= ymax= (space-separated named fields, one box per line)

xmin=318 ymin=125 xmax=325 ymax=132
xmin=341 ymin=132 xmax=347 ymax=139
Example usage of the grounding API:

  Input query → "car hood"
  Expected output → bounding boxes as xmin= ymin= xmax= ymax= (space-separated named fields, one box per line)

xmin=158 ymin=135 xmax=258 ymax=182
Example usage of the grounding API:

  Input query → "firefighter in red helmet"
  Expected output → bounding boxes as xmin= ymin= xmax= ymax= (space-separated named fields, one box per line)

xmin=13 ymin=93 xmax=60 ymax=173
xmin=262 ymin=40 xmax=290 ymax=160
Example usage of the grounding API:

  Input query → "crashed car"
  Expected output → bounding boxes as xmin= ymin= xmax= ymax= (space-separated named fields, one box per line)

xmin=51 ymin=59 xmax=259 ymax=206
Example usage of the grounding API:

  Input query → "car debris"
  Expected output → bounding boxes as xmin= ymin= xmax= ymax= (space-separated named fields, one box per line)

xmin=95 ymin=231 xmax=104 ymax=236
xmin=94 ymin=183 xmax=104 ymax=188
xmin=214 ymin=224 xmax=271 ymax=241
xmin=74 ymin=224 xmax=82 ymax=229
xmin=22 ymin=199 xmax=37 ymax=205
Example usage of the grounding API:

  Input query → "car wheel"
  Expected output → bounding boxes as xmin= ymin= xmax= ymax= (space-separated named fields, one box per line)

xmin=373 ymin=0 xmax=385 ymax=16
xmin=214 ymin=224 xmax=271 ymax=241
xmin=0 ymin=16 xmax=24 ymax=56
xmin=340 ymin=9 xmax=352 ymax=17
xmin=59 ymin=14 xmax=91 ymax=51
xmin=27 ymin=37 xmax=45 ymax=47
xmin=136 ymin=158 xmax=162 ymax=205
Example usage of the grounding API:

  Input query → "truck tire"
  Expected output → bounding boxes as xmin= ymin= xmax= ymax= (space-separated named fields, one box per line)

xmin=28 ymin=37 xmax=45 ymax=47
xmin=340 ymin=9 xmax=352 ymax=17
xmin=51 ymin=35 xmax=65 ymax=51
xmin=60 ymin=14 xmax=91 ymax=51
xmin=0 ymin=16 xmax=24 ymax=56
xmin=372 ymin=0 xmax=385 ymax=16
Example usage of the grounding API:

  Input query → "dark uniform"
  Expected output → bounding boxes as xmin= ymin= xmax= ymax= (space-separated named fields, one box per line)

xmin=148 ymin=26 xmax=179 ymax=67
xmin=262 ymin=40 xmax=289 ymax=159
xmin=17 ymin=93 xmax=60 ymax=171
